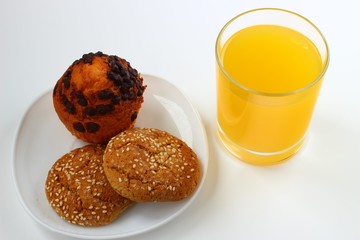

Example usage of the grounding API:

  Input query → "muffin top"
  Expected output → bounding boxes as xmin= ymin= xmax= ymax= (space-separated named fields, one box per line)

xmin=53 ymin=52 xmax=146 ymax=143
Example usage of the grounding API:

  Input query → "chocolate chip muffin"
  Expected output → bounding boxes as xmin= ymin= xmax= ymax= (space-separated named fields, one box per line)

xmin=102 ymin=128 xmax=201 ymax=202
xmin=53 ymin=52 xmax=146 ymax=143
xmin=45 ymin=144 xmax=134 ymax=226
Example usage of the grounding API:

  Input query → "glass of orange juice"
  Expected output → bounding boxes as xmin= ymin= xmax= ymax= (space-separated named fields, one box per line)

xmin=216 ymin=8 xmax=329 ymax=165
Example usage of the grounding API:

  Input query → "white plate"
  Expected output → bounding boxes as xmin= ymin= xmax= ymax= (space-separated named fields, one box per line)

xmin=12 ymin=74 xmax=208 ymax=239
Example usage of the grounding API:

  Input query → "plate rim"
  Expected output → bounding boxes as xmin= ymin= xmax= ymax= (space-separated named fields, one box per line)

xmin=11 ymin=74 xmax=209 ymax=239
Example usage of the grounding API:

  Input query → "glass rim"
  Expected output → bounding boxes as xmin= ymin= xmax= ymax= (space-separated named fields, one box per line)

xmin=215 ymin=8 xmax=330 ymax=97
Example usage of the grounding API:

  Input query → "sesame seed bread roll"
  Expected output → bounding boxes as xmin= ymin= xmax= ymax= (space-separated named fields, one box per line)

xmin=102 ymin=128 xmax=201 ymax=202
xmin=45 ymin=144 xmax=133 ymax=226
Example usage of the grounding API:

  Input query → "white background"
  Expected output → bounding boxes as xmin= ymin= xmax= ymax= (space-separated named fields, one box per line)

xmin=1 ymin=0 xmax=360 ymax=239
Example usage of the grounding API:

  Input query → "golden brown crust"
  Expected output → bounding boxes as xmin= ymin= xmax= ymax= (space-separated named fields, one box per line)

xmin=45 ymin=144 xmax=133 ymax=226
xmin=52 ymin=52 xmax=146 ymax=143
xmin=103 ymin=128 xmax=201 ymax=202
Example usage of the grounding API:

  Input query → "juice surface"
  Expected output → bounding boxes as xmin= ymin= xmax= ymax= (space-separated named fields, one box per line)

xmin=217 ymin=25 xmax=324 ymax=162
xmin=222 ymin=25 xmax=322 ymax=94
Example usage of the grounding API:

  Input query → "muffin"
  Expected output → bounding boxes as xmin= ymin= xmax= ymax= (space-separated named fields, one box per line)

xmin=102 ymin=128 xmax=201 ymax=202
xmin=53 ymin=51 xmax=146 ymax=143
xmin=45 ymin=144 xmax=134 ymax=226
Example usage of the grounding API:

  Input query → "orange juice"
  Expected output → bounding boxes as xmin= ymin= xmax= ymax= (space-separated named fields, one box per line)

xmin=217 ymin=24 xmax=325 ymax=164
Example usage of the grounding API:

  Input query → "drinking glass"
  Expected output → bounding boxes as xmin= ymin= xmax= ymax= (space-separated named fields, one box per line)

xmin=216 ymin=8 xmax=329 ymax=165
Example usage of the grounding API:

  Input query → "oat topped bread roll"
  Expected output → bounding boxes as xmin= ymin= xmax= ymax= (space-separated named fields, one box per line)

xmin=53 ymin=51 xmax=146 ymax=143
xmin=45 ymin=144 xmax=134 ymax=226
xmin=102 ymin=128 xmax=201 ymax=202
